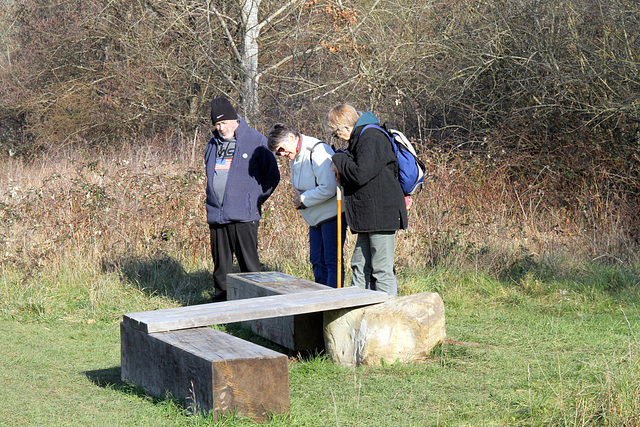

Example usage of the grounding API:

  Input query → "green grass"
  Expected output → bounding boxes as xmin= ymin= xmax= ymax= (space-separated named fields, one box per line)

xmin=1 ymin=259 xmax=639 ymax=426
xmin=0 ymin=319 xmax=203 ymax=426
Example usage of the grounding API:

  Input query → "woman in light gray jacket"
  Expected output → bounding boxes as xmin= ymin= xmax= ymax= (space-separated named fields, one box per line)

xmin=267 ymin=123 xmax=346 ymax=288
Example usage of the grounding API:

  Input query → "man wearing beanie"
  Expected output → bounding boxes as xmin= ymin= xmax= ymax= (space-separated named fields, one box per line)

xmin=204 ymin=97 xmax=280 ymax=301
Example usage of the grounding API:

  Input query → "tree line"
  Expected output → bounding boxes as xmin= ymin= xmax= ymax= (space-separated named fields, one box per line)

xmin=0 ymin=0 xmax=638 ymax=163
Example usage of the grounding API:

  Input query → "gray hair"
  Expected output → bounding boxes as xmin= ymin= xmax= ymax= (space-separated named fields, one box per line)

xmin=267 ymin=123 xmax=299 ymax=152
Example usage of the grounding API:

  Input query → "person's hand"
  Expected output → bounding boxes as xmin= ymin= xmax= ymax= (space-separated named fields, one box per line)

xmin=330 ymin=161 xmax=337 ymax=173
xmin=293 ymin=189 xmax=303 ymax=209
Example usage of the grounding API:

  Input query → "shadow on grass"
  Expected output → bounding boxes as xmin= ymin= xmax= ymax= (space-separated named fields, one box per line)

xmin=85 ymin=366 xmax=185 ymax=407
xmin=101 ymin=253 xmax=213 ymax=306
xmin=102 ymin=253 xmax=290 ymax=307
xmin=85 ymin=366 xmax=142 ymax=395
xmin=85 ymin=366 xmax=125 ymax=389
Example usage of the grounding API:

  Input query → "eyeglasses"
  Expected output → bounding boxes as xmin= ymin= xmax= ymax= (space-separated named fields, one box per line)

xmin=275 ymin=145 xmax=287 ymax=155
xmin=331 ymin=127 xmax=343 ymax=138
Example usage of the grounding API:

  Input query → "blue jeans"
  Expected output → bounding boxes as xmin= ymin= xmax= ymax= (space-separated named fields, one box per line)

xmin=351 ymin=231 xmax=398 ymax=295
xmin=309 ymin=216 xmax=347 ymax=288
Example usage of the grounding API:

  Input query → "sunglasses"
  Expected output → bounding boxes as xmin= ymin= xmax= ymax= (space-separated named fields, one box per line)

xmin=275 ymin=145 xmax=287 ymax=155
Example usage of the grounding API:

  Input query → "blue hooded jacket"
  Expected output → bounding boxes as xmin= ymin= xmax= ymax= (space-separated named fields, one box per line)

xmin=204 ymin=117 xmax=280 ymax=225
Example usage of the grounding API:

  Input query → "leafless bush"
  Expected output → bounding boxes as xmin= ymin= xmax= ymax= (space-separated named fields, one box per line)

xmin=1 ymin=139 xmax=637 ymax=296
xmin=445 ymin=0 xmax=640 ymax=144
xmin=1 ymin=0 xmax=638 ymax=252
xmin=0 ymin=0 xmax=346 ymax=148
xmin=2 ymin=0 xmax=638 ymax=146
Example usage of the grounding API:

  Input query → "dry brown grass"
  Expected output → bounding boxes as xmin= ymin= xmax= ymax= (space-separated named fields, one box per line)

xmin=1 ymin=146 xmax=202 ymax=272
xmin=400 ymin=144 xmax=640 ymax=283
xmin=1 ymin=135 xmax=638 ymax=301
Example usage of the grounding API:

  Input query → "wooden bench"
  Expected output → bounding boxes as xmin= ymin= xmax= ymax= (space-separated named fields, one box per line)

xmin=120 ymin=324 xmax=289 ymax=420
xmin=227 ymin=272 xmax=330 ymax=352
xmin=123 ymin=285 xmax=387 ymax=333
xmin=121 ymin=279 xmax=388 ymax=421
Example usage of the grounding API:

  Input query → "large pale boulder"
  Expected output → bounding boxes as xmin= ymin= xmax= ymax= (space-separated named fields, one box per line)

xmin=323 ymin=292 xmax=445 ymax=366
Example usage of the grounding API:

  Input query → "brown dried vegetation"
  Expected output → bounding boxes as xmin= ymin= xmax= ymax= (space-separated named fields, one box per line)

xmin=0 ymin=0 xmax=639 ymax=308
xmin=1 ymin=135 xmax=637 ymax=309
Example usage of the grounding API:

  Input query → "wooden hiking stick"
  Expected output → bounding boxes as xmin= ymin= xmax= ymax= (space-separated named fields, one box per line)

xmin=336 ymin=172 xmax=342 ymax=288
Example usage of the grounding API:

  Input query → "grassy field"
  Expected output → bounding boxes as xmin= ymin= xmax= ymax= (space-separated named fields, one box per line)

xmin=1 ymin=145 xmax=639 ymax=426
xmin=2 ymin=266 xmax=639 ymax=426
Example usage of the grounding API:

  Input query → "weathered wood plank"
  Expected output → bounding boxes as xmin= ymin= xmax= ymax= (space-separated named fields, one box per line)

xmin=227 ymin=273 xmax=327 ymax=352
xmin=124 ymin=286 xmax=388 ymax=333
xmin=228 ymin=272 xmax=327 ymax=299
xmin=121 ymin=323 xmax=289 ymax=420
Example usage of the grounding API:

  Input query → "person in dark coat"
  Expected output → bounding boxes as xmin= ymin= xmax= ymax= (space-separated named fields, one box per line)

xmin=205 ymin=97 xmax=280 ymax=301
xmin=324 ymin=103 xmax=407 ymax=295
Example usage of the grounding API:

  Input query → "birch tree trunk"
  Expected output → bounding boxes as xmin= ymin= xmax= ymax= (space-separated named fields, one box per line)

xmin=241 ymin=0 xmax=261 ymax=123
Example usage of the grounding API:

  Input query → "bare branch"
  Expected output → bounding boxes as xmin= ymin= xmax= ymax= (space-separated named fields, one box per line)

xmin=206 ymin=2 xmax=242 ymax=64
xmin=256 ymin=0 xmax=305 ymax=34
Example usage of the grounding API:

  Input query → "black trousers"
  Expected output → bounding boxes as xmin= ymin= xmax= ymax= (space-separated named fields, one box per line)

xmin=209 ymin=221 xmax=261 ymax=293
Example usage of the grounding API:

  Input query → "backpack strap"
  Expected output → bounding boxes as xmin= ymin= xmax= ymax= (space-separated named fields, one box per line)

xmin=359 ymin=124 xmax=398 ymax=156
xmin=359 ymin=123 xmax=387 ymax=138
xmin=308 ymin=141 xmax=326 ymax=161
xmin=307 ymin=141 xmax=328 ymax=187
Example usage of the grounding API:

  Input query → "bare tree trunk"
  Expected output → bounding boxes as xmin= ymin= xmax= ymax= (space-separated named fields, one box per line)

xmin=241 ymin=0 xmax=261 ymax=123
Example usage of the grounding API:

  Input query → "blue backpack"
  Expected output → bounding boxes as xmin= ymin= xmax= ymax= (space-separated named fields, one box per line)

xmin=360 ymin=124 xmax=426 ymax=195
